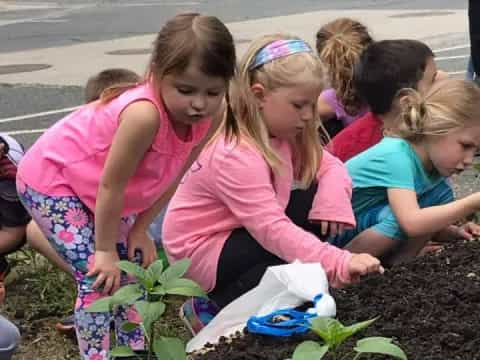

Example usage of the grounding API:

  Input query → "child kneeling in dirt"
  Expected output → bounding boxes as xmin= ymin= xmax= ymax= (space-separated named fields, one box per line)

xmin=330 ymin=79 xmax=480 ymax=265
xmin=163 ymin=34 xmax=384 ymax=336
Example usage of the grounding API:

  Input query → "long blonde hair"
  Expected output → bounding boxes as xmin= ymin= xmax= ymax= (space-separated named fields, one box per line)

xmin=390 ymin=79 xmax=480 ymax=142
xmin=316 ymin=18 xmax=373 ymax=116
xmin=223 ymin=34 xmax=325 ymax=187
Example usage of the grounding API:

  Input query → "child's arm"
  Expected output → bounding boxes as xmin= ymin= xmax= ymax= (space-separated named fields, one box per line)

xmin=87 ymin=101 xmax=160 ymax=295
xmin=388 ymin=188 xmax=480 ymax=238
xmin=317 ymin=95 xmax=336 ymax=121
xmin=128 ymin=107 xmax=224 ymax=243
xmin=212 ymin=144 xmax=382 ymax=287
xmin=308 ymin=150 xmax=356 ymax=236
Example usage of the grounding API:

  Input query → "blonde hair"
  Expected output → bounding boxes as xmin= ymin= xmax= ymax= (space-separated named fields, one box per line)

xmin=316 ymin=18 xmax=373 ymax=116
xmin=224 ymin=34 xmax=325 ymax=187
xmin=391 ymin=79 xmax=480 ymax=142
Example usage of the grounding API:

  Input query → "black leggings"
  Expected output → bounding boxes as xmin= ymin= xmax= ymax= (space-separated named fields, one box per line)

xmin=209 ymin=185 xmax=323 ymax=308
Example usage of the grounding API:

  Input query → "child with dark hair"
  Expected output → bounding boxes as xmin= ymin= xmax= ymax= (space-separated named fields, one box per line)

xmin=84 ymin=68 xmax=141 ymax=103
xmin=328 ymin=39 xmax=446 ymax=162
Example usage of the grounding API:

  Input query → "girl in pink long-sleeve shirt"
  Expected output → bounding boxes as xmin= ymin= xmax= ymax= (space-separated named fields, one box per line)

xmin=162 ymin=34 xmax=384 ymax=335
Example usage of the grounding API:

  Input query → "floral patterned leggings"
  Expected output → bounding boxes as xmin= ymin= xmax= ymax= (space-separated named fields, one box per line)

xmin=17 ymin=181 xmax=144 ymax=360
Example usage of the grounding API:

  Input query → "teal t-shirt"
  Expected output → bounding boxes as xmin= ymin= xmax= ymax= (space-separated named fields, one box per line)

xmin=346 ymin=137 xmax=445 ymax=215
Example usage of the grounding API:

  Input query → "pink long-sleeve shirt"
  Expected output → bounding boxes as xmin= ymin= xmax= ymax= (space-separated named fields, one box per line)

xmin=162 ymin=136 xmax=355 ymax=291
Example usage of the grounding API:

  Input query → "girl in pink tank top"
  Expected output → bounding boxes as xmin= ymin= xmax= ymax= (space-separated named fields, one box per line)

xmin=16 ymin=13 xmax=236 ymax=360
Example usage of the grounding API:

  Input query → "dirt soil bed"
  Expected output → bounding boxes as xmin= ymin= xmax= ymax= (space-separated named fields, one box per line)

xmin=192 ymin=240 xmax=480 ymax=360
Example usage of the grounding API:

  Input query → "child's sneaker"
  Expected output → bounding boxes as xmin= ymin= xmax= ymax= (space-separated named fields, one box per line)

xmin=179 ymin=297 xmax=219 ymax=336
xmin=55 ymin=314 xmax=76 ymax=337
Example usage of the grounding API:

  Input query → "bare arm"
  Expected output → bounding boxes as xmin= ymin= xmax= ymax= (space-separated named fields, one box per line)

xmin=131 ymin=107 xmax=224 ymax=232
xmin=317 ymin=96 xmax=336 ymax=121
xmin=388 ymin=188 xmax=480 ymax=238
xmin=88 ymin=100 xmax=159 ymax=293
xmin=94 ymin=101 xmax=159 ymax=250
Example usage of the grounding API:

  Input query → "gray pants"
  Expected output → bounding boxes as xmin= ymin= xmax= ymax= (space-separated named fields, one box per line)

xmin=0 ymin=315 xmax=20 ymax=360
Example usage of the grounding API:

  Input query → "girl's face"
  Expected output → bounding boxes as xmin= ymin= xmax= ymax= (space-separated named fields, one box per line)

xmin=423 ymin=124 xmax=480 ymax=176
xmin=160 ymin=60 xmax=227 ymax=129
xmin=254 ymin=83 xmax=321 ymax=140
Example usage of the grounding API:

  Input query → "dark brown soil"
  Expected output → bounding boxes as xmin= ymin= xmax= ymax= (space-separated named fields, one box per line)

xmin=192 ymin=240 xmax=480 ymax=360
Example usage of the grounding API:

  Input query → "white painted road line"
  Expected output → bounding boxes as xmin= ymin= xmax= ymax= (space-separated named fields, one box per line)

xmin=434 ymin=44 xmax=470 ymax=53
xmin=436 ymin=54 xmax=469 ymax=61
xmin=0 ymin=106 xmax=81 ymax=124
xmin=6 ymin=129 xmax=48 ymax=136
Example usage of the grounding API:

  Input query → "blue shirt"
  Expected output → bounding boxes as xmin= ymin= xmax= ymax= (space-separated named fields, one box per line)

xmin=346 ymin=137 xmax=445 ymax=215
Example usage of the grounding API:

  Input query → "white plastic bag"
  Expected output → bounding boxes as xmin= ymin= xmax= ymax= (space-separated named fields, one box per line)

xmin=186 ymin=261 xmax=336 ymax=353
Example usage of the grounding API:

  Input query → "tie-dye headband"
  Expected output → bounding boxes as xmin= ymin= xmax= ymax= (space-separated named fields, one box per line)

xmin=249 ymin=39 xmax=313 ymax=70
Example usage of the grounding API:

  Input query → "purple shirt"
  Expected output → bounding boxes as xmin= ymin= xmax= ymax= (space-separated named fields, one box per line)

xmin=320 ymin=88 xmax=367 ymax=126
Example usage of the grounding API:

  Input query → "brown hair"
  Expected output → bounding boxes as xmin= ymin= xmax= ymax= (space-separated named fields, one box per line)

xmin=85 ymin=68 xmax=141 ymax=103
xmin=391 ymin=79 xmax=480 ymax=142
xmin=316 ymin=18 xmax=373 ymax=116
xmin=101 ymin=13 xmax=236 ymax=103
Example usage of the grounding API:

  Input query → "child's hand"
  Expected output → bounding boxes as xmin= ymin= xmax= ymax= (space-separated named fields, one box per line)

xmin=87 ymin=250 xmax=121 ymax=295
xmin=347 ymin=253 xmax=384 ymax=284
xmin=127 ymin=228 xmax=157 ymax=268
xmin=456 ymin=222 xmax=480 ymax=240
xmin=311 ymin=220 xmax=351 ymax=237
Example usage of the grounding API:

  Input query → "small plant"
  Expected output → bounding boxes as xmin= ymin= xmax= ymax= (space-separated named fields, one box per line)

xmin=87 ymin=258 xmax=206 ymax=360
xmin=292 ymin=317 xmax=407 ymax=360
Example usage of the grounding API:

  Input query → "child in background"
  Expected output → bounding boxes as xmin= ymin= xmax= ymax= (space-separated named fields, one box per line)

xmin=316 ymin=18 xmax=373 ymax=138
xmin=16 ymin=13 xmax=236 ymax=360
xmin=0 ymin=134 xmax=32 ymax=303
xmin=163 ymin=34 xmax=383 ymax=336
xmin=84 ymin=68 xmax=141 ymax=103
xmin=329 ymin=39 xmax=445 ymax=162
xmin=330 ymin=79 xmax=480 ymax=264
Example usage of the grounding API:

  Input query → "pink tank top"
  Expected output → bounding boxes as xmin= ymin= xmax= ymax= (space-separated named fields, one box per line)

xmin=18 ymin=82 xmax=211 ymax=216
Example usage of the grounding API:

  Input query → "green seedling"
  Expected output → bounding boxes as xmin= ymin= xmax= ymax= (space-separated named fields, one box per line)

xmin=87 ymin=258 xmax=206 ymax=360
xmin=292 ymin=317 xmax=407 ymax=360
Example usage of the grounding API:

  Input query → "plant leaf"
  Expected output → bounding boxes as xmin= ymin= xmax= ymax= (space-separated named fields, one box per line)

xmin=154 ymin=336 xmax=186 ymax=360
xmin=134 ymin=300 xmax=166 ymax=333
xmin=151 ymin=284 xmax=166 ymax=296
xmin=110 ymin=346 xmax=136 ymax=357
xmin=292 ymin=341 xmax=329 ymax=360
xmin=117 ymin=261 xmax=146 ymax=281
xmin=309 ymin=317 xmax=339 ymax=345
xmin=355 ymin=337 xmax=407 ymax=360
xmin=158 ymin=258 xmax=191 ymax=284
xmin=147 ymin=259 xmax=164 ymax=280
xmin=111 ymin=284 xmax=144 ymax=306
xmin=121 ymin=321 xmax=139 ymax=333
xmin=163 ymin=278 xmax=207 ymax=298
xmin=86 ymin=296 xmax=112 ymax=312
xmin=334 ymin=317 xmax=377 ymax=346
